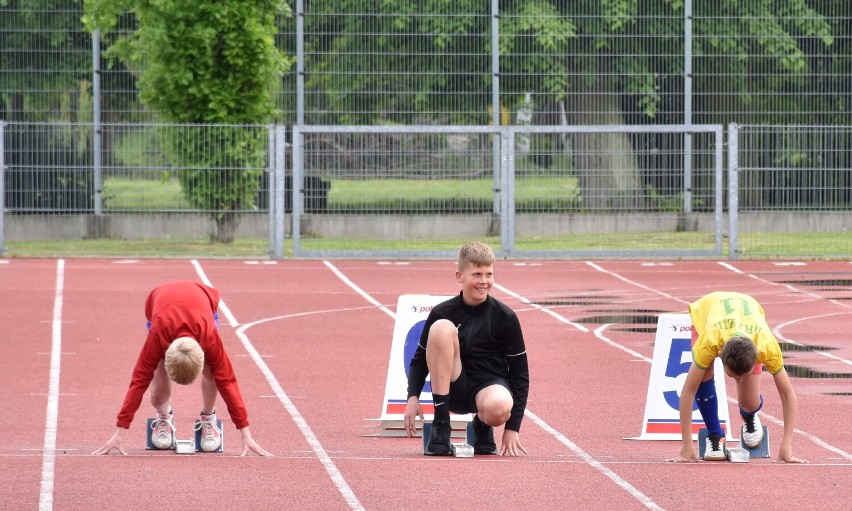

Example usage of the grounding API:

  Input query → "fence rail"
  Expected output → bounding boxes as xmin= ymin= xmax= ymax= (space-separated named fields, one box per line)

xmin=2 ymin=122 xmax=849 ymax=260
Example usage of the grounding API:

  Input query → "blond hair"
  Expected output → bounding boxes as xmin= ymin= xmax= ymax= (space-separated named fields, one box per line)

xmin=458 ymin=241 xmax=495 ymax=272
xmin=165 ymin=337 xmax=204 ymax=385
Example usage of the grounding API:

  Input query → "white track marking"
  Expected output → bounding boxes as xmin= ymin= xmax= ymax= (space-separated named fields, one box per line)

xmin=525 ymin=410 xmax=665 ymax=511
xmin=493 ymin=283 xmax=588 ymax=332
xmin=324 ymin=261 xmax=666 ymax=511
xmin=773 ymin=312 xmax=852 ymax=367
xmin=322 ymin=261 xmax=397 ymax=317
xmin=587 ymin=261 xmax=852 ymax=460
xmin=38 ymin=259 xmax=64 ymax=511
xmin=594 ymin=325 xmax=652 ymax=363
xmin=191 ymin=260 xmax=365 ymax=511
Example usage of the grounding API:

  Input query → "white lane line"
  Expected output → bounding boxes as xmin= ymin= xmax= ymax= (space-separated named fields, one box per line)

xmin=191 ymin=260 xmax=365 ymax=511
xmin=38 ymin=259 xmax=65 ymax=511
xmin=324 ymin=261 xmax=666 ymax=511
xmin=525 ymin=409 xmax=665 ymax=511
xmin=493 ymin=283 xmax=588 ymax=333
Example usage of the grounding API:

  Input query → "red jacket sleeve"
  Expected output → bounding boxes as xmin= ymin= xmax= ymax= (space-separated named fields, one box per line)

xmin=115 ymin=331 xmax=164 ymax=428
xmin=203 ymin=331 xmax=249 ymax=429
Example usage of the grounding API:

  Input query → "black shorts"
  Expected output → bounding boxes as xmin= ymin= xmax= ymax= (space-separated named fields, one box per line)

xmin=448 ymin=368 xmax=511 ymax=415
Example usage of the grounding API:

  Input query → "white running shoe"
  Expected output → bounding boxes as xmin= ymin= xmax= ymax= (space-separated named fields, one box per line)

xmin=150 ymin=413 xmax=176 ymax=450
xmin=741 ymin=412 xmax=764 ymax=448
xmin=195 ymin=414 xmax=222 ymax=452
xmin=704 ymin=433 xmax=726 ymax=461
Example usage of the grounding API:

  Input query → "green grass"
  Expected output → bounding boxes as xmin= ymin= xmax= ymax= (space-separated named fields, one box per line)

xmin=101 ymin=175 xmax=580 ymax=211
xmin=103 ymin=176 xmax=185 ymax=210
xmin=7 ymin=176 xmax=849 ymax=259
xmin=5 ymin=232 xmax=848 ymax=260
xmin=734 ymin=233 xmax=852 ymax=258
xmin=3 ymin=238 xmax=272 ymax=259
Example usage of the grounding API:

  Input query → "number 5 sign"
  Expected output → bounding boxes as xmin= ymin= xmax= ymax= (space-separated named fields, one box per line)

xmin=626 ymin=313 xmax=731 ymax=441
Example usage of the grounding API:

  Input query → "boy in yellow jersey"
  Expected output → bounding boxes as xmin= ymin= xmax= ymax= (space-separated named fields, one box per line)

xmin=666 ymin=291 xmax=807 ymax=464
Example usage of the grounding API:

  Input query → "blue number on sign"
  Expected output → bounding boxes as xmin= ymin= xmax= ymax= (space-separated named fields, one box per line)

xmin=662 ymin=337 xmax=697 ymax=411
xmin=404 ymin=319 xmax=431 ymax=393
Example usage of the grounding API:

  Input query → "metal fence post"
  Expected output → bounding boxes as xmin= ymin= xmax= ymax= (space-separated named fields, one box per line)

xmin=727 ymin=123 xmax=739 ymax=259
xmin=0 ymin=121 xmax=5 ymax=255
xmin=291 ymin=126 xmax=302 ymax=256
xmin=93 ymin=30 xmax=103 ymax=215
xmin=714 ymin=125 xmax=724 ymax=254
xmin=267 ymin=124 xmax=275 ymax=254
xmin=500 ymin=128 xmax=515 ymax=255
xmin=683 ymin=0 xmax=693 ymax=214
xmin=272 ymin=125 xmax=286 ymax=259
xmin=491 ymin=0 xmax=501 ymax=217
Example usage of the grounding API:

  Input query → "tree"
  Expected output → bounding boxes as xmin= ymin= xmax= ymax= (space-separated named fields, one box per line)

xmin=289 ymin=1 xmax=841 ymax=211
xmin=84 ymin=0 xmax=292 ymax=242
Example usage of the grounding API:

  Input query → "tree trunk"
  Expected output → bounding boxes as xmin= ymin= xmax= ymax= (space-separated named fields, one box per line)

xmin=566 ymin=78 xmax=645 ymax=211
xmin=214 ymin=211 xmax=240 ymax=244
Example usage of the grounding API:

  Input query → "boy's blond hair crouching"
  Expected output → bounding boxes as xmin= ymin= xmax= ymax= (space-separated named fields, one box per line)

xmin=165 ymin=337 xmax=204 ymax=385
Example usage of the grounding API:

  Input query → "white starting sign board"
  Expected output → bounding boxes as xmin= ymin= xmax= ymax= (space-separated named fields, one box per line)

xmin=628 ymin=313 xmax=732 ymax=441
xmin=365 ymin=295 xmax=471 ymax=436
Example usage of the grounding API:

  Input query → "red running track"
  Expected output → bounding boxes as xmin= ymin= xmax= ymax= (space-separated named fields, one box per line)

xmin=1 ymin=258 xmax=851 ymax=510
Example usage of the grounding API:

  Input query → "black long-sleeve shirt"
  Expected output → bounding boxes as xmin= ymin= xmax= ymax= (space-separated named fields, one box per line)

xmin=406 ymin=292 xmax=530 ymax=432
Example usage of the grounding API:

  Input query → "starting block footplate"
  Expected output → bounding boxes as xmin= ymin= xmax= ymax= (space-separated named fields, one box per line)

xmin=698 ymin=426 xmax=769 ymax=462
xmin=194 ymin=419 xmax=224 ymax=453
xmin=145 ymin=417 xmax=175 ymax=450
xmin=741 ymin=425 xmax=770 ymax=458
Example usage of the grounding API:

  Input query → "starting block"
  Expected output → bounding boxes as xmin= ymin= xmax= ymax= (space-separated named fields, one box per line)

xmin=740 ymin=425 xmax=770 ymax=458
xmin=422 ymin=421 xmax=475 ymax=458
xmin=145 ymin=417 xmax=175 ymax=450
xmin=193 ymin=419 xmax=224 ymax=453
xmin=698 ymin=426 xmax=770 ymax=462
xmin=146 ymin=417 xmax=224 ymax=453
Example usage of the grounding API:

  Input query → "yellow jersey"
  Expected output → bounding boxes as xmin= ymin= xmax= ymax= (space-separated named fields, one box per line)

xmin=688 ymin=291 xmax=784 ymax=374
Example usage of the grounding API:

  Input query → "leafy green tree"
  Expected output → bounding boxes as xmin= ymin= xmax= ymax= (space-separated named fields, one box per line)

xmin=1 ymin=0 xmax=91 ymax=121
xmin=292 ymin=0 xmax=841 ymax=211
xmin=84 ymin=0 xmax=292 ymax=242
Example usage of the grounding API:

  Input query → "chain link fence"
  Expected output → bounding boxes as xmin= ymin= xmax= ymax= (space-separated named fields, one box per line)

xmin=728 ymin=124 xmax=852 ymax=259
xmin=1 ymin=2 xmax=850 ymax=259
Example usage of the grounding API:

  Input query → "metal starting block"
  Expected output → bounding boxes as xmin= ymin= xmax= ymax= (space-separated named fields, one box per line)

xmin=146 ymin=417 xmax=224 ymax=453
xmin=740 ymin=425 xmax=770 ymax=458
xmin=422 ymin=421 xmax=475 ymax=458
xmin=194 ymin=419 xmax=224 ymax=453
xmin=698 ymin=426 xmax=770 ymax=462
xmin=175 ymin=439 xmax=196 ymax=454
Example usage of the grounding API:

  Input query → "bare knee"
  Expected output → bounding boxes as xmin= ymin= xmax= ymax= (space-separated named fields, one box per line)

xmin=428 ymin=320 xmax=457 ymax=346
xmin=477 ymin=386 xmax=513 ymax=426
xmin=149 ymin=361 xmax=172 ymax=407
xmin=149 ymin=387 xmax=170 ymax=408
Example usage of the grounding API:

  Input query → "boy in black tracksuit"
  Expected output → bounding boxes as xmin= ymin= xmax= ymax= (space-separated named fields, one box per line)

xmin=404 ymin=242 xmax=530 ymax=456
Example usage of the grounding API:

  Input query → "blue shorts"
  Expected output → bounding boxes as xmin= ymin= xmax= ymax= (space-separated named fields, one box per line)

xmin=448 ymin=368 xmax=511 ymax=414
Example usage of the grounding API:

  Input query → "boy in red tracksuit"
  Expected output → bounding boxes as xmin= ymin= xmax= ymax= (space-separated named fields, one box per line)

xmin=93 ymin=280 xmax=271 ymax=456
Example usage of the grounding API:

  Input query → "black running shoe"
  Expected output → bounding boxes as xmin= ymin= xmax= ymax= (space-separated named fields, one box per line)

xmin=472 ymin=416 xmax=498 ymax=455
xmin=425 ymin=420 xmax=455 ymax=456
